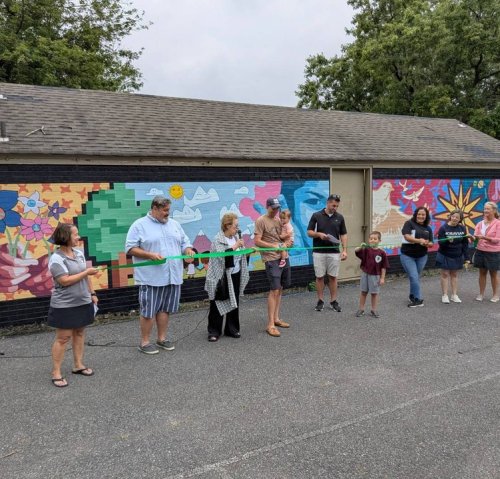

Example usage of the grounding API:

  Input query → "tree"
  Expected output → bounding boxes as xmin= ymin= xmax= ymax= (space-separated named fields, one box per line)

xmin=297 ymin=0 xmax=500 ymax=139
xmin=0 ymin=0 xmax=148 ymax=91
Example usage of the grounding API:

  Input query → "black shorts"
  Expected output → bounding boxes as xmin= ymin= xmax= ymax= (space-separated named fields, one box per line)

xmin=265 ymin=258 xmax=292 ymax=290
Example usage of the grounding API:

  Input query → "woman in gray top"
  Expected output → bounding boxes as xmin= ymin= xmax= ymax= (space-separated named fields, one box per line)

xmin=47 ymin=223 xmax=99 ymax=388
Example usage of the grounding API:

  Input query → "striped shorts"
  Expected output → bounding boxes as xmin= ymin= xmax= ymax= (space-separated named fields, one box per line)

xmin=138 ymin=284 xmax=182 ymax=318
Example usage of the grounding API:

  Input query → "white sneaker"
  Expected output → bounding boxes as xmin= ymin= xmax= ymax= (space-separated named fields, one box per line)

xmin=490 ymin=296 xmax=499 ymax=303
xmin=476 ymin=295 xmax=484 ymax=302
xmin=441 ymin=294 xmax=450 ymax=304
xmin=450 ymin=295 xmax=462 ymax=303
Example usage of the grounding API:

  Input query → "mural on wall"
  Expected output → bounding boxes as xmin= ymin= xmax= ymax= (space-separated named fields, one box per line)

xmin=0 ymin=179 xmax=329 ymax=302
xmin=372 ymin=178 xmax=498 ymax=254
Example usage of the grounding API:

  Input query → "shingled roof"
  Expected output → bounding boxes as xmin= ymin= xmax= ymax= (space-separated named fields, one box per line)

xmin=0 ymin=82 xmax=499 ymax=163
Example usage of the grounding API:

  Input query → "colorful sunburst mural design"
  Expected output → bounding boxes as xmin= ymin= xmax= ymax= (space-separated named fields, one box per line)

xmin=435 ymin=183 xmax=483 ymax=233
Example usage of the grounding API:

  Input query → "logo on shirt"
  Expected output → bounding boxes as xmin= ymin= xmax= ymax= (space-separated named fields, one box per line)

xmin=375 ymin=254 xmax=382 ymax=263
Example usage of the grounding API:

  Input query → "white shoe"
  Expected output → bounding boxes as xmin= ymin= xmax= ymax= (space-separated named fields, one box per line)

xmin=490 ymin=296 xmax=499 ymax=303
xmin=450 ymin=295 xmax=462 ymax=303
xmin=476 ymin=295 xmax=484 ymax=302
xmin=441 ymin=294 xmax=450 ymax=304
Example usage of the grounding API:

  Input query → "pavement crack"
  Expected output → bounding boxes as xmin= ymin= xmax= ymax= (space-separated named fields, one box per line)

xmin=165 ymin=370 xmax=500 ymax=478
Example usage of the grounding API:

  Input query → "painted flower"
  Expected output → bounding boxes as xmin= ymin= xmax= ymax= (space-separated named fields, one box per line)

xmin=0 ymin=190 xmax=22 ymax=233
xmin=47 ymin=201 xmax=67 ymax=221
xmin=18 ymin=191 xmax=46 ymax=215
xmin=20 ymin=217 xmax=53 ymax=241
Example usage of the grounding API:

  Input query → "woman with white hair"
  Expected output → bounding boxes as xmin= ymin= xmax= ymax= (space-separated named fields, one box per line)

xmin=473 ymin=201 xmax=500 ymax=302
xmin=204 ymin=213 xmax=250 ymax=342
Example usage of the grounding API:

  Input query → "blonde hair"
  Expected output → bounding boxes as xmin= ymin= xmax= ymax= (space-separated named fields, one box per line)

xmin=484 ymin=201 xmax=499 ymax=219
xmin=279 ymin=209 xmax=291 ymax=219
xmin=221 ymin=212 xmax=238 ymax=231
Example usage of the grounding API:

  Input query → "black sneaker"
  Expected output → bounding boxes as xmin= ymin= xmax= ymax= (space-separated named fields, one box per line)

xmin=330 ymin=300 xmax=342 ymax=312
xmin=408 ymin=294 xmax=415 ymax=304
xmin=408 ymin=299 xmax=424 ymax=308
xmin=315 ymin=300 xmax=324 ymax=311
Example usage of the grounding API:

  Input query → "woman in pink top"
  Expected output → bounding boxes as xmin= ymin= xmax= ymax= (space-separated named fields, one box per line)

xmin=473 ymin=201 xmax=500 ymax=302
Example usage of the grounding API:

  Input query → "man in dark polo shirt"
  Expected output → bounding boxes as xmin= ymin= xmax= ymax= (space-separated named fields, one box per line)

xmin=307 ymin=194 xmax=348 ymax=312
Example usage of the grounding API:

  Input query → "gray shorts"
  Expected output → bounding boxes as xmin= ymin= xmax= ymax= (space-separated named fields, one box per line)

xmin=265 ymin=259 xmax=292 ymax=291
xmin=313 ymin=253 xmax=340 ymax=277
xmin=139 ymin=284 xmax=181 ymax=318
xmin=360 ymin=272 xmax=380 ymax=294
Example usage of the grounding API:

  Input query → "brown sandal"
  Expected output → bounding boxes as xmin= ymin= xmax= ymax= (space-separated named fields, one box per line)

xmin=266 ymin=326 xmax=281 ymax=337
xmin=274 ymin=319 xmax=290 ymax=328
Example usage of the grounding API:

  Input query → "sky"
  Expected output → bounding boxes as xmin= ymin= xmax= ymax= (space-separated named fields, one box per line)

xmin=124 ymin=0 xmax=354 ymax=107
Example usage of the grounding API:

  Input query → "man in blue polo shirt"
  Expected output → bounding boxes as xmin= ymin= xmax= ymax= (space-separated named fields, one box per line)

xmin=307 ymin=194 xmax=348 ymax=312
xmin=125 ymin=196 xmax=194 ymax=354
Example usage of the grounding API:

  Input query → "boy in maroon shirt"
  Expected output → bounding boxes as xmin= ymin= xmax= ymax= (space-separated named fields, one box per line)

xmin=354 ymin=231 xmax=389 ymax=318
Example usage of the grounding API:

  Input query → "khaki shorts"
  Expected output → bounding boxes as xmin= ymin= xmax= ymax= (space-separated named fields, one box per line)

xmin=313 ymin=253 xmax=340 ymax=277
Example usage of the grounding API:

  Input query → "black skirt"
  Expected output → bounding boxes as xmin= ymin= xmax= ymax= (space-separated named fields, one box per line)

xmin=435 ymin=252 xmax=464 ymax=270
xmin=473 ymin=250 xmax=500 ymax=271
xmin=47 ymin=302 xmax=94 ymax=329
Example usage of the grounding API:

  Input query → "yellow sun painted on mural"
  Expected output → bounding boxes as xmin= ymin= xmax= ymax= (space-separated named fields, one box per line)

xmin=169 ymin=184 xmax=184 ymax=199
xmin=435 ymin=183 xmax=483 ymax=234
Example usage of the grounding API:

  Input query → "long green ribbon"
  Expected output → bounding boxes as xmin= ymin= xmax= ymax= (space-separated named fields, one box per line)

xmin=100 ymin=234 xmax=473 ymax=270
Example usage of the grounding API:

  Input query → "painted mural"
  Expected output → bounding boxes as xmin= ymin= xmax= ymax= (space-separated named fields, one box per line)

xmin=0 ymin=180 xmax=329 ymax=301
xmin=373 ymin=178 xmax=499 ymax=254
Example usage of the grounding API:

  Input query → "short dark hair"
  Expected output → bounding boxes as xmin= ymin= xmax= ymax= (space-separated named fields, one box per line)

xmin=369 ymin=231 xmax=382 ymax=241
xmin=151 ymin=195 xmax=171 ymax=209
xmin=412 ymin=206 xmax=431 ymax=226
xmin=51 ymin=223 xmax=75 ymax=246
xmin=327 ymin=194 xmax=341 ymax=202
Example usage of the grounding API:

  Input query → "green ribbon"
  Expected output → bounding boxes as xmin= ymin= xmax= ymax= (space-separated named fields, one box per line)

xmin=101 ymin=234 xmax=473 ymax=270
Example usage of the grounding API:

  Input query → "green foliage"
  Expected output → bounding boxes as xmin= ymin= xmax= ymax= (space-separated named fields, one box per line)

xmin=0 ymin=0 xmax=148 ymax=91
xmin=297 ymin=0 xmax=500 ymax=139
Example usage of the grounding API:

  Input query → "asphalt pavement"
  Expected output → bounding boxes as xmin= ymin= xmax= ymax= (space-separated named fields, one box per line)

xmin=1 ymin=270 xmax=500 ymax=479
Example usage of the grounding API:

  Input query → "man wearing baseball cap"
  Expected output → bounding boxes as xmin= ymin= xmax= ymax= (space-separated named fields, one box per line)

xmin=254 ymin=197 xmax=293 ymax=337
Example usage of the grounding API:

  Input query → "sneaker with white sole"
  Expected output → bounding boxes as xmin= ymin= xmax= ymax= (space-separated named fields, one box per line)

xmin=408 ymin=299 xmax=424 ymax=308
xmin=156 ymin=340 xmax=175 ymax=351
xmin=330 ymin=300 xmax=342 ymax=312
xmin=450 ymin=294 xmax=462 ymax=303
xmin=490 ymin=296 xmax=499 ymax=303
xmin=138 ymin=343 xmax=159 ymax=355
xmin=315 ymin=300 xmax=324 ymax=311
xmin=442 ymin=294 xmax=450 ymax=304
xmin=355 ymin=310 xmax=365 ymax=317
xmin=475 ymin=295 xmax=484 ymax=302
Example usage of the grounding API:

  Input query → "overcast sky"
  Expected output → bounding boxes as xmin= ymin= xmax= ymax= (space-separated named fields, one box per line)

xmin=124 ymin=0 xmax=354 ymax=107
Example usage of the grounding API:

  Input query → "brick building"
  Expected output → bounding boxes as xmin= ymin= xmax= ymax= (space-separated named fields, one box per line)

xmin=1 ymin=83 xmax=499 ymax=326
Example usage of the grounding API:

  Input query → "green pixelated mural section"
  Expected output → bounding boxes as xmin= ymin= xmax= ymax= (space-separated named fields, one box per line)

xmin=77 ymin=184 xmax=149 ymax=262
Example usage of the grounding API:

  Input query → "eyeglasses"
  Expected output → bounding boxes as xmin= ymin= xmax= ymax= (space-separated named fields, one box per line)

xmin=327 ymin=194 xmax=341 ymax=202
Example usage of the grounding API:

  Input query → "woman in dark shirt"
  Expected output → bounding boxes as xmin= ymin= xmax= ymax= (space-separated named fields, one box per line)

xmin=400 ymin=206 xmax=434 ymax=307
xmin=435 ymin=209 xmax=469 ymax=304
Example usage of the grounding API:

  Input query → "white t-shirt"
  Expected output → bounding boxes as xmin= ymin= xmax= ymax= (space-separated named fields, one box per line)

xmin=226 ymin=236 xmax=241 ymax=274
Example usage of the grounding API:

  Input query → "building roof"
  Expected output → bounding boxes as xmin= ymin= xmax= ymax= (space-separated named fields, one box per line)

xmin=0 ymin=82 xmax=499 ymax=163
